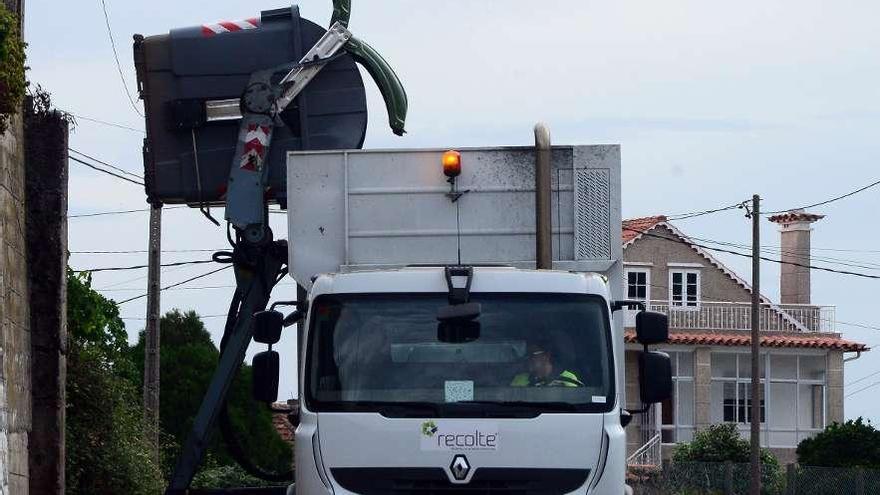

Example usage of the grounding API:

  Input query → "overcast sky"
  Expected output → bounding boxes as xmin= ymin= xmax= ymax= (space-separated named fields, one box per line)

xmin=25 ymin=1 xmax=880 ymax=418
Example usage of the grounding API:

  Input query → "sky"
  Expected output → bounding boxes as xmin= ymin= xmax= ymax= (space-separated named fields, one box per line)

xmin=24 ymin=1 xmax=880 ymax=418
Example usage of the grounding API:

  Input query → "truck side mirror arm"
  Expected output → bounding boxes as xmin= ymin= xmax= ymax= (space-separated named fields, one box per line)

xmin=611 ymin=300 xmax=646 ymax=313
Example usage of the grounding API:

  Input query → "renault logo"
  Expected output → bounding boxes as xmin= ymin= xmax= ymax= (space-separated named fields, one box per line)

xmin=450 ymin=455 xmax=471 ymax=481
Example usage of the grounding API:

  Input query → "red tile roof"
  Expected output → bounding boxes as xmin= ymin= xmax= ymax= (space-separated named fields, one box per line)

xmin=622 ymin=216 xmax=667 ymax=244
xmin=768 ymin=210 xmax=825 ymax=224
xmin=271 ymin=401 xmax=297 ymax=445
xmin=625 ymin=330 xmax=867 ymax=352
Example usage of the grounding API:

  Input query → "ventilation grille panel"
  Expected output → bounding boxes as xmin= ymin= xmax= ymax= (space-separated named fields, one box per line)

xmin=575 ymin=168 xmax=611 ymax=260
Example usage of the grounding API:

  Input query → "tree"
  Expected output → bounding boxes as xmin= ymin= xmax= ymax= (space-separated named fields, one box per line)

xmin=66 ymin=269 xmax=164 ymax=494
xmin=128 ymin=309 xmax=293 ymax=477
xmin=797 ymin=418 xmax=880 ymax=468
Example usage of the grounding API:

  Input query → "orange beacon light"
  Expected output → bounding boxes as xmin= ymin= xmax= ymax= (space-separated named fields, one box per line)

xmin=442 ymin=150 xmax=462 ymax=178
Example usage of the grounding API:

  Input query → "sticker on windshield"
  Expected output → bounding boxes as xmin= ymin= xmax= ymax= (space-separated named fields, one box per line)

xmin=420 ymin=420 xmax=499 ymax=452
xmin=592 ymin=396 xmax=607 ymax=404
xmin=444 ymin=380 xmax=474 ymax=403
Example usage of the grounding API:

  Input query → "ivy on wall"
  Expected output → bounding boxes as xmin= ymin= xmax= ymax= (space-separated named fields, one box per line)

xmin=0 ymin=4 xmax=25 ymax=134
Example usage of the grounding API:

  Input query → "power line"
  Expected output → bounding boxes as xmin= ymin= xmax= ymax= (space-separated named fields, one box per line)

xmin=68 ymin=205 xmax=188 ymax=218
xmin=70 ymin=208 xmax=152 ymax=218
xmin=74 ymin=259 xmax=214 ymax=273
xmin=99 ymin=0 xmax=144 ymax=117
xmin=99 ymin=282 xmax=296 ymax=293
xmin=70 ymin=248 xmax=223 ymax=254
xmin=94 ymin=264 xmax=188 ymax=290
xmin=623 ymin=226 xmax=880 ymax=280
xmin=763 ymin=178 xmax=880 ymax=215
xmin=64 ymin=111 xmax=145 ymax=134
xmin=846 ymin=369 xmax=880 ymax=388
xmin=70 ymin=155 xmax=144 ymax=186
xmin=69 ymin=148 xmax=142 ymax=180
xmin=666 ymin=201 xmax=748 ymax=221
xmin=117 ymin=265 xmax=233 ymax=305
xmin=846 ymin=378 xmax=880 ymax=398
xmin=122 ymin=314 xmax=228 ymax=321
xmin=686 ymin=235 xmax=880 ymax=272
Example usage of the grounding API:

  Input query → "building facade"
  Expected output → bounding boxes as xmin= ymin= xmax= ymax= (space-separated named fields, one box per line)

xmin=622 ymin=214 xmax=866 ymax=466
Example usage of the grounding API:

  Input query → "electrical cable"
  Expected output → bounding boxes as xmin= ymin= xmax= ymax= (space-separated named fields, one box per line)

xmin=116 ymin=264 xmax=233 ymax=305
xmin=70 ymin=155 xmax=144 ymax=186
xmin=122 ymin=314 xmax=227 ymax=321
xmin=69 ymin=147 xmax=143 ymax=180
xmin=74 ymin=259 xmax=214 ymax=273
xmin=846 ymin=378 xmax=880 ymax=398
xmin=99 ymin=0 xmax=144 ymax=117
xmin=69 ymin=205 xmax=187 ymax=218
xmin=763 ymin=178 xmax=880 ymax=215
xmin=623 ymin=226 xmax=880 ymax=280
xmin=665 ymin=201 xmax=749 ymax=221
xmin=685 ymin=235 xmax=880 ymax=272
xmin=846 ymin=369 xmax=880 ymax=388
xmin=70 ymin=248 xmax=223 ymax=254
xmin=63 ymin=111 xmax=145 ymax=133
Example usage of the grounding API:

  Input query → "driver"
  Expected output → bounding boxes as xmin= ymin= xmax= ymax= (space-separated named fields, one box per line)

xmin=511 ymin=341 xmax=584 ymax=387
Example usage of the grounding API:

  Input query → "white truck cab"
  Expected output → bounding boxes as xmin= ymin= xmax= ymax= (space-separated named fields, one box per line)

xmin=273 ymin=145 xmax=671 ymax=495
xmin=294 ymin=266 xmax=626 ymax=494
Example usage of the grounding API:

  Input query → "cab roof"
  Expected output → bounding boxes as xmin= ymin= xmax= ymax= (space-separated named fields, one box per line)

xmin=310 ymin=266 xmax=610 ymax=298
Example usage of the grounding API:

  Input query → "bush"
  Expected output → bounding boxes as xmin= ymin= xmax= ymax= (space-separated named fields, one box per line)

xmin=66 ymin=269 xmax=164 ymax=494
xmin=673 ymin=423 xmax=782 ymax=493
xmin=797 ymin=418 xmax=880 ymax=468
xmin=192 ymin=463 xmax=288 ymax=489
xmin=0 ymin=4 xmax=25 ymax=134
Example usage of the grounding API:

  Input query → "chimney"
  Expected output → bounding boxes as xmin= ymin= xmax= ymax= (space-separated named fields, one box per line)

xmin=767 ymin=209 xmax=825 ymax=305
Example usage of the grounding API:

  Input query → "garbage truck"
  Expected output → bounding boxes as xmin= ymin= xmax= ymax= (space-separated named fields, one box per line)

xmin=134 ymin=2 xmax=673 ymax=493
xmin=264 ymin=144 xmax=673 ymax=494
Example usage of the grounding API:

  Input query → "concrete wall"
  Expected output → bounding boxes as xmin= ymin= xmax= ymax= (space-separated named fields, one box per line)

xmin=623 ymin=225 xmax=754 ymax=304
xmin=0 ymin=111 xmax=30 ymax=493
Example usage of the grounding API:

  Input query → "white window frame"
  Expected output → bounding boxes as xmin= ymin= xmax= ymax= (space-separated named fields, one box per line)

xmin=624 ymin=268 xmax=651 ymax=304
xmin=669 ymin=269 xmax=701 ymax=309
xmin=658 ymin=350 xmax=696 ymax=445
xmin=709 ymin=350 xmax=827 ymax=449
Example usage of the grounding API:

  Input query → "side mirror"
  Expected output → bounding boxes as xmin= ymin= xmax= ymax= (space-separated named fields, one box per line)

xmin=252 ymin=350 xmax=280 ymax=403
xmin=253 ymin=310 xmax=283 ymax=345
xmin=437 ymin=320 xmax=481 ymax=343
xmin=638 ymin=351 xmax=672 ymax=405
xmin=636 ymin=311 xmax=669 ymax=345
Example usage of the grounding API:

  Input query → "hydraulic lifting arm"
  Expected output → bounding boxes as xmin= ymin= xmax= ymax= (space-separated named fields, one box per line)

xmin=226 ymin=0 xmax=407 ymax=244
xmin=167 ymin=2 xmax=406 ymax=492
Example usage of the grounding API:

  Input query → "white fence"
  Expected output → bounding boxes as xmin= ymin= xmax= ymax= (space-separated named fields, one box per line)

xmin=638 ymin=301 xmax=835 ymax=333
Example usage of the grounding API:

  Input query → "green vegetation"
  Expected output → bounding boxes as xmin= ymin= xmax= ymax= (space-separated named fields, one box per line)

xmin=66 ymin=270 xmax=164 ymax=494
xmin=0 ymin=4 xmax=25 ymax=134
xmin=66 ymin=271 xmax=291 ymax=492
xmin=797 ymin=418 xmax=880 ymax=468
xmin=127 ymin=309 xmax=293 ymax=477
xmin=673 ymin=423 xmax=782 ymax=493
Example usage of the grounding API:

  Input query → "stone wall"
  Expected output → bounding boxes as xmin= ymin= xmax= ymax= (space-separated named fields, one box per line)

xmin=0 ymin=111 xmax=30 ymax=494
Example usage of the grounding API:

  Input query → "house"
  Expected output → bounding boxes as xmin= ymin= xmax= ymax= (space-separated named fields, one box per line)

xmin=622 ymin=212 xmax=867 ymax=466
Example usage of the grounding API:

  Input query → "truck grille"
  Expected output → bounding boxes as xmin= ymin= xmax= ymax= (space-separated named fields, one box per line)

xmin=331 ymin=467 xmax=589 ymax=494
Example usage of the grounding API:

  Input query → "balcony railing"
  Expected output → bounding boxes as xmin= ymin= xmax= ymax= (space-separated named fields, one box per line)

xmin=637 ymin=301 xmax=835 ymax=333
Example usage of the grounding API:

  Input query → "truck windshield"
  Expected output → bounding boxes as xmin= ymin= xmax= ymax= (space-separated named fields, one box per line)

xmin=305 ymin=293 xmax=614 ymax=416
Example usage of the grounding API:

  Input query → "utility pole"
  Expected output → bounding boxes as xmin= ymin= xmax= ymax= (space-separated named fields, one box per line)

xmin=749 ymin=194 xmax=761 ymax=495
xmin=144 ymin=204 xmax=162 ymax=460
